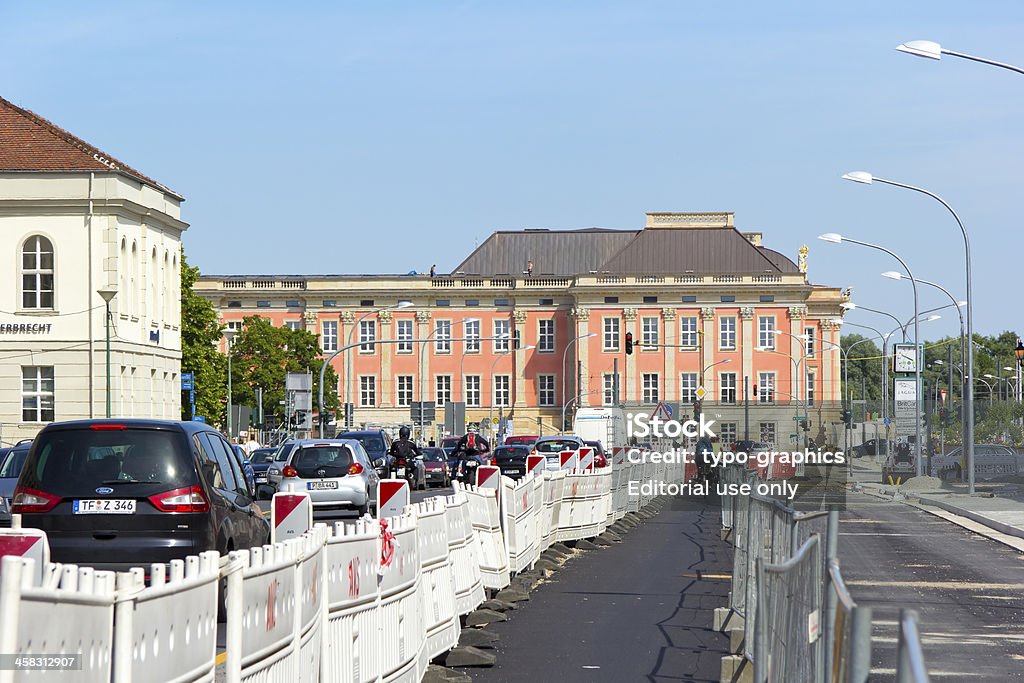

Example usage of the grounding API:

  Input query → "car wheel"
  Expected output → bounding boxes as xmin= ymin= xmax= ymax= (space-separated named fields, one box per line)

xmin=357 ymin=503 xmax=369 ymax=517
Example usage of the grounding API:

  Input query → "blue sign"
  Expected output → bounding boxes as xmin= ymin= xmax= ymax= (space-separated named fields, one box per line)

xmin=193 ymin=415 xmax=206 ymax=423
xmin=884 ymin=417 xmax=891 ymax=426
xmin=181 ymin=373 xmax=194 ymax=391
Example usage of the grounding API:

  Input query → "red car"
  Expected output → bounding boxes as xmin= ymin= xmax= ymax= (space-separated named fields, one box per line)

xmin=503 ymin=435 xmax=538 ymax=448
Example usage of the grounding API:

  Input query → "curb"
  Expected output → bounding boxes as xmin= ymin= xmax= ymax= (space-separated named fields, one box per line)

xmin=915 ymin=495 xmax=1024 ymax=542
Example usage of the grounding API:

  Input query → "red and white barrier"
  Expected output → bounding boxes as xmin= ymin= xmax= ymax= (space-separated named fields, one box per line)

xmin=475 ymin=465 xmax=501 ymax=492
xmin=271 ymin=492 xmax=312 ymax=544
xmin=559 ymin=449 xmax=579 ymax=471
xmin=527 ymin=455 xmax=545 ymax=478
xmin=378 ymin=480 xmax=411 ymax=519
xmin=0 ymin=525 xmax=49 ymax=586
xmin=578 ymin=446 xmax=595 ymax=471
xmin=456 ymin=481 xmax=510 ymax=591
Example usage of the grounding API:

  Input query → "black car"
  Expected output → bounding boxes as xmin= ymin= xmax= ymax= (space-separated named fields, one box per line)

xmin=337 ymin=430 xmax=394 ymax=478
xmin=491 ymin=445 xmax=530 ymax=479
xmin=12 ymin=419 xmax=270 ymax=573
xmin=0 ymin=440 xmax=32 ymax=527
xmin=248 ymin=447 xmax=278 ymax=498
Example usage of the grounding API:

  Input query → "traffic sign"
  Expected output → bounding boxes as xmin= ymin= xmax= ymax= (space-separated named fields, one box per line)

xmin=271 ymin=492 xmax=312 ymax=544
xmin=650 ymin=401 xmax=673 ymax=421
xmin=695 ymin=387 xmax=707 ymax=401
xmin=181 ymin=372 xmax=194 ymax=390
xmin=377 ymin=480 xmax=410 ymax=519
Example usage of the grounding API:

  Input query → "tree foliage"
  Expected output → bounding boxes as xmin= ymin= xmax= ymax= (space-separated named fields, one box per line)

xmin=228 ymin=315 xmax=339 ymax=424
xmin=841 ymin=334 xmax=883 ymax=402
xmin=179 ymin=250 xmax=227 ymax=422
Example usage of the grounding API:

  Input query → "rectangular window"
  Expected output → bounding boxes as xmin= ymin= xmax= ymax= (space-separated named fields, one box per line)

xmin=538 ymin=374 xmax=556 ymax=407
xmin=721 ymin=295 xmax=735 ymax=303
xmin=465 ymin=375 xmax=481 ymax=407
xmin=538 ymin=319 xmax=555 ymax=353
xmin=22 ymin=366 xmax=54 ymax=422
xmin=603 ymin=373 xmax=617 ymax=406
xmin=642 ymin=373 xmax=660 ymax=404
xmin=680 ymin=373 xmax=698 ymax=403
xmin=322 ymin=299 xmax=337 ymax=307
xmin=434 ymin=320 xmax=451 ymax=353
xmin=257 ymin=300 xmax=271 ymax=308
xmin=760 ymin=295 xmax=775 ymax=303
xmin=493 ymin=375 xmax=510 ymax=407
xmin=539 ymin=298 xmax=554 ymax=306
xmin=759 ymin=422 xmax=777 ymax=446
xmin=465 ymin=299 xmax=480 ymax=307
xmin=643 ymin=296 xmax=658 ymax=304
xmin=286 ymin=299 xmax=300 ymax=308
xmin=680 ymin=316 xmax=698 ymax=348
xmin=226 ymin=320 xmax=243 ymax=334
xmin=805 ymin=327 xmax=816 ymax=357
xmin=758 ymin=372 xmax=776 ymax=403
xmin=464 ymin=319 xmax=481 ymax=353
xmin=435 ymin=375 xmax=451 ymax=407
xmin=396 ymin=319 xmax=413 ymax=353
xmin=494 ymin=319 xmax=511 ymax=352
xmin=359 ymin=376 xmax=376 ymax=407
xmin=358 ymin=320 xmax=376 ymax=352
xmin=494 ymin=299 xmax=510 ymax=307
xmin=719 ymin=422 xmax=737 ymax=447
xmin=719 ymin=317 xmax=736 ymax=350
xmin=604 ymin=296 xmax=619 ymax=304
xmin=360 ymin=299 xmax=374 ymax=307
xmin=720 ymin=372 xmax=737 ymax=404
xmin=435 ymin=299 xmax=450 ymax=307
xmin=682 ymin=296 xmax=697 ymax=303
xmin=758 ymin=316 xmax=776 ymax=350
xmin=603 ymin=317 xmax=620 ymax=352
xmin=285 ymin=320 xmax=301 ymax=331
xmin=321 ymin=320 xmax=338 ymax=352
xmin=396 ymin=375 xmax=414 ymax=407
xmin=641 ymin=316 xmax=658 ymax=349
xmin=807 ymin=372 xmax=815 ymax=406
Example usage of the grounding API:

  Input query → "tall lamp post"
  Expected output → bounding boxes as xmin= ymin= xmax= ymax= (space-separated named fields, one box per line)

xmin=223 ymin=328 xmax=236 ymax=439
xmin=561 ymin=332 xmax=597 ymax=431
xmin=97 ymin=286 xmax=118 ymax=418
xmin=820 ymin=232 xmax=924 ymax=476
xmin=1015 ymin=340 xmax=1024 ymax=411
xmin=896 ymin=40 xmax=1024 ymax=75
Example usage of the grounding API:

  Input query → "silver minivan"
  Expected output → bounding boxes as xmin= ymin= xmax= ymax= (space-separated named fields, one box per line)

xmin=274 ymin=439 xmax=379 ymax=515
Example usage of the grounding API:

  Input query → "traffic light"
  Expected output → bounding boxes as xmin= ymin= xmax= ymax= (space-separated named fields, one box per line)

xmin=939 ymin=407 xmax=948 ymax=427
xmin=841 ymin=409 xmax=852 ymax=427
xmin=625 ymin=332 xmax=633 ymax=355
xmin=513 ymin=331 xmax=521 ymax=350
xmin=692 ymin=400 xmax=701 ymax=421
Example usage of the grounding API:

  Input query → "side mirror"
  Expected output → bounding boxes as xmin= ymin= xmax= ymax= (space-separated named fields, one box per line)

xmin=244 ymin=459 xmax=252 ymax=467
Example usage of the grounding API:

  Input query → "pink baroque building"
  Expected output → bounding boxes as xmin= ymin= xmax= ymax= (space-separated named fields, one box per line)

xmin=196 ymin=212 xmax=846 ymax=446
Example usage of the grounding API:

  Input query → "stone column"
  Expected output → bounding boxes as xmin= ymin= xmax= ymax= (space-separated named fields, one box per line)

xmin=340 ymin=311 xmax=354 ymax=408
xmin=740 ymin=306 xmax=754 ymax=406
xmin=415 ymin=310 xmax=431 ymax=403
xmin=662 ymin=307 xmax=677 ymax=401
xmin=700 ymin=306 xmax=716 ymax=396
xmin=788 ymin=305 xmax=808 ymax=405
xmin=623 ymin=308 xmax=638 ymax=403
xmin=378 ymin=309 xmax=393 ymax=408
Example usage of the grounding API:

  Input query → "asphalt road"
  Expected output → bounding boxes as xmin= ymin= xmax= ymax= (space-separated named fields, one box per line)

xmin=463 ymin=501 xmax=730 ymax=682
xmin=839 ymin=490 xmax=1024 ymax=680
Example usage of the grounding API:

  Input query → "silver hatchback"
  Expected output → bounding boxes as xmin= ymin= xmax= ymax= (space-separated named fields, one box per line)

xmin=275 ymin=439 xmax=379 ymax=515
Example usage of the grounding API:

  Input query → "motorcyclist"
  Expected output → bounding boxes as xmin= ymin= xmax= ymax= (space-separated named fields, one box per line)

xmin=454 ymin=430 xmax=490 ymax=482
xmin=388 ymin=426 xmax=422 ymax=484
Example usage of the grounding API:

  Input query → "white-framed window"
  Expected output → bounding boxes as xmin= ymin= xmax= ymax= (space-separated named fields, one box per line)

xmin=538 ymin=374 xmax=556 ymax=407
xmin=321 ymin=320 xmax=338 ymax=352
xmin=396 ymin=375 xmax=414 ymax=407
xmin=434 ymin=320 xmax=451 ymax=354
xmin=805 ymin=327 xmax=816 ymax=357
xmin=464 ymin=319 xmax=481 ymax=353
xmin=226 ymin=320 xmax=243 ymax=335
xmin=641 ymin=316 xmax=658 ymax=349
xmin=465 ymin=375 xmax=481 ymax=407
xmin=538 ymin=319 xmax=555 ymax=353
xmin=719 ymin=422 xmax=737 ymax=447
xmin=494 ymin=319 xmax=511 ymax=352
xmin=435 ymin=375 xmax=451 ymax=407
xmin=642 ymin=373 xmax=660 ymax=404
xmin=283 ymin=320 xmax=301 ymax=331
xmin=680 ymin=316 xmax=699 ymax=348
xmin=603 ymin=373 xmax=616 ymax=406
xmin=22 ymin=366 xmax=54 ymax=422
xmin=493 ymin=375 xmax=510 ymax=407
xmin=720 ymin=372 xmax=737 ymax=403
xmin=758 ymin=316 xmax=776 ymax=350
xmin=807 ymin=371 xmax=815 ymax=406
xmin=603 ymin=317 xmax=620 ymax=352
xmin=758 ymin=372 xmax=776 ymax=403
xmin=680 ymin=372 xmax=698 ymax=403
xmin=759 ymin=422 xmax=777 ymax=447
xmin=719 ymin=317 xmax=736 ymax=350
xmin=21 ymin=235 xmax=54 ymax=310
xmin=396 ymin=319 xmax=413 ymax=353
xmin=359 ymin=376 xmax=376 ymax=407
xmin=359 ymin=320 xmax=376 ymax=352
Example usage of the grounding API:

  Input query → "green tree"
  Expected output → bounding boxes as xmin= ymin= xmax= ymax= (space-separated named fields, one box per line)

xmin=228 ymin=315 xmax=339 ymax=426
xmin=841 ymin=334 xmax=883 ymax=402
xmin=179 ymin=250 xmax=227 ymax=422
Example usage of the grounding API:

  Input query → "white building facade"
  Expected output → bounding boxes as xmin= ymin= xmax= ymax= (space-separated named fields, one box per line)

xmin=0 ymin=97 xmax=188 ymax=443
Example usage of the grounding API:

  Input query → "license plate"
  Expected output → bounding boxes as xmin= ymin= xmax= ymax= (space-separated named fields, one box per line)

xmin=256 ymin=475 xmax=268 ymax=483
xmin=307 ymin=481 xmax=338 ymax=490
xmin=74 ymin=499 xmax=136 ymax=514
xmin=506 ymin=468 xmax=521 ymax=474
xmin=396 ymin=468 xmax=406 ymax=477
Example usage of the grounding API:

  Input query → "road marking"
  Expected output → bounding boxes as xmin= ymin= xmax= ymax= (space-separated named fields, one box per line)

xmin=871 ymin=668 xmax=984 ymax=678
xmin=216 ymin=652 xmax=227 ymax=666
xmin=847 ymin=580 xmax=1024 ymax=590
xmin=839 ymin=532 xmax=918 ymax=536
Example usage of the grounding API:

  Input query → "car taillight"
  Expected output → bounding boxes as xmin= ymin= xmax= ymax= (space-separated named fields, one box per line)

xmin=282 ymin=465 xmax=298 ymax=478
xmin=11 ymin=486 xmax=61 ymax=514
xmin=149 ymin=486 xmax=210 ymax=513
xmin=90 ymin=423 xmax=127 ymax=430
xmin=347 ymin=463 xmax=364 ymax=476
xmin=397 ymin=459 xmax=407 ymax=466
xmin=595 ymin=455 xmax=607 ymax=468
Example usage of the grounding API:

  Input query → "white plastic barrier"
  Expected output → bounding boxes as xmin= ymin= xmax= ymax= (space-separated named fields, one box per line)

xmin=377 ymin=511 xmax=422 ymax=683
xmin=322 ymin=517 xmax=382 ymax=683
xmin=0 ymin=557 xmax=116 ymax=683
xmin=112 ymin=552 xmax=220 ymax=683
xmin=556 ymin=467 xmax=612 ymax=542
xmin=540 ymin=470 xmax=566 ymax=550
xmin=414 ymin=497 xmax=460 ymax=670
xmin=500 ymin=473 xmax=542 ymax=574
xmin=445 ymin=491 xmax=486 ymax=616
xmin=456 ymin=482 xmax=510 ymax=591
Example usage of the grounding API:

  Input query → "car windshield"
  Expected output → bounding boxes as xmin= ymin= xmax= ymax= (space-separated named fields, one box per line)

xmin=250 ymin=449 xmax=276 ymax=464
xmin=494 ymin=446 xmax=526 ymax=457
xmin=535 ymin=439 xmax=579 ymax=454
xmin=343 ymin=434 xmax=385 ymax=454
xmin=0 ymin=448 xmax=30 ymax=479
xmin=22 ymin=428 xmax=196 ymax=496
xmin=422 ymin=450 xmax=444 ymax=462
xmin=442 ymin=438 xmax=460 ymax=449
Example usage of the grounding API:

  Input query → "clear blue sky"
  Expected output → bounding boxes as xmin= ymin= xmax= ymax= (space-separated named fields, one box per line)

xmin=3 ymin=1 xmax=1022 ymax=339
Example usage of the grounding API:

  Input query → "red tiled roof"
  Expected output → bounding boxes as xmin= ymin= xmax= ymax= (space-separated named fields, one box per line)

xmin=0 ymin=96 xmax=181 ymax=199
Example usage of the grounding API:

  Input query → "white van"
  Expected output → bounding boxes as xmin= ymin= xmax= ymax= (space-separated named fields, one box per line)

xmin=572 ymin=407 xmax=627 ymax=464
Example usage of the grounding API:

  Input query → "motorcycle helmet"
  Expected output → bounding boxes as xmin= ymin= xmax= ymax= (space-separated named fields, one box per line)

xmin=399 ymin=426 xmax=411 ymax=440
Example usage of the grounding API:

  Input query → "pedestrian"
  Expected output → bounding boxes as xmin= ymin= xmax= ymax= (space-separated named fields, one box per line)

xmin=526 ymin=260 xmax=534 ymax=276
xmin=430 ymin=264 xmax=436 ymax=278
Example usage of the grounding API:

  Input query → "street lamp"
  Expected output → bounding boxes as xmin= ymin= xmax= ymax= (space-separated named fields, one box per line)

xmin=561 ymin=332 xmax=597 ymax=431
xmin=840 ymin=302 xmax=905 ymax=340
xmin=223 ymin=328 xmax=236 ymax=439
xmin=820 ymin=232 xmax=925 ymax=476
xmin=842 ymin=171 xmax=977 ymax=492
xmin=896 ymin=40 xmax=1024 ymax=75
xmin=97 ymin=286 xmax=118 ymax=418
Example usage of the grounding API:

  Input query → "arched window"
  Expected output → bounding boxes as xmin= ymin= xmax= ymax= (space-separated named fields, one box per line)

xmin=131 ymin=242 xmax=138 ymax=317
xmin=119 ymin=238 xmax=127 ymax=315
xmin=163 ymin=250 xmax=170 ymax=326
xmin=22 ymin=235 xmax=55 ymax=309
xmin=151 ymin=247 xmax=159 ymax=321
xmin=171 ymin=252 xmax=179 ymax=322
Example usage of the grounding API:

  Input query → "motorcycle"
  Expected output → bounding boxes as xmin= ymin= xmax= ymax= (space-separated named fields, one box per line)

xmin=394 ymin=455 xmax=423 ymax=489
xmin=454 ymin=454 xmax=484 ymax=485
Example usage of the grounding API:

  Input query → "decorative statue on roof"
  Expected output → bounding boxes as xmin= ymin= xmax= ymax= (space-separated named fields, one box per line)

xmin=798 ymin=245 xmax=809 ymax=273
